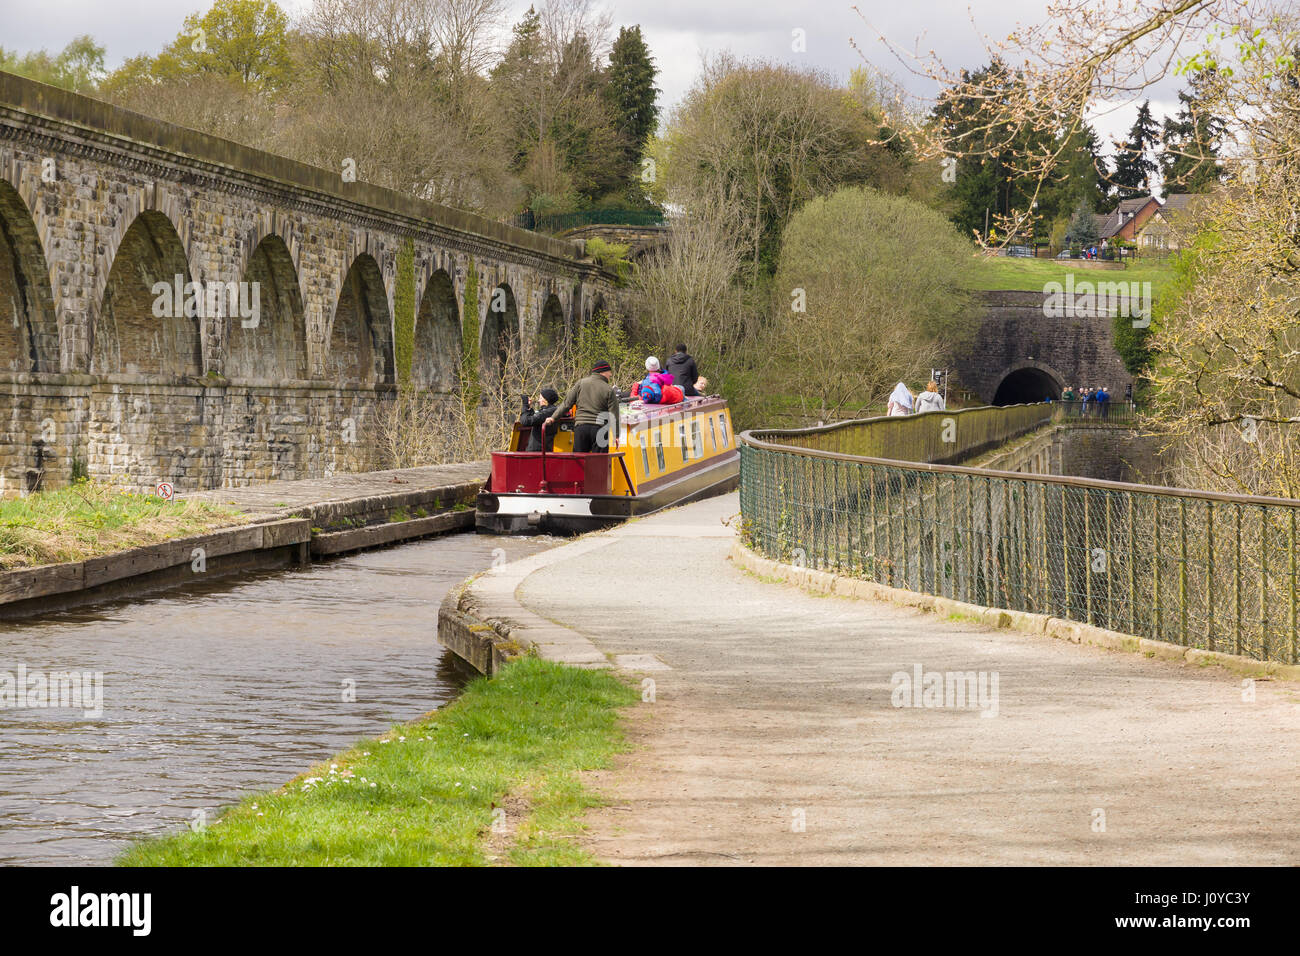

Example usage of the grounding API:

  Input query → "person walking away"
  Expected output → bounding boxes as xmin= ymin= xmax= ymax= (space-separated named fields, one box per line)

xmin=547 ymin=360 xmax=620 ymax=453
xmin=915 ymin=381 xmax=945 ymax=413
xmin=887 ymin=382 xmax=914 ymax=416
xmin=666 ymin=345 xmax=699 ymax=397
xmin=519 ymin=387 xmax=561 ymax=451
xmin=1096 ymin=385 xmax=1111 ymax=421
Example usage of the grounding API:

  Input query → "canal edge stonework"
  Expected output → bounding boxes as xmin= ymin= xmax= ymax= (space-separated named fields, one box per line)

xmin=438 ymin=539 xmax=616 ymax=675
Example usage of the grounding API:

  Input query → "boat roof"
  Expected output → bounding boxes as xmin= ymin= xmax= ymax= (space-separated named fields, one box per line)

xmin=621 ymin=394 xmax=728 ymax=426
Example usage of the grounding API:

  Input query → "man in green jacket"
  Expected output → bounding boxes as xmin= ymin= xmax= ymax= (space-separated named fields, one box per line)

xmin=547 ymin=360 xmax=620 ymax=453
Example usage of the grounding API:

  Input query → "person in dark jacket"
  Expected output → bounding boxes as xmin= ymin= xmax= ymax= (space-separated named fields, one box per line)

xmin=665 ymin=345 xmax=699 ymax=397
xmin=519 ymin=387 xmax=561 ymax=451
xmin=547 ymin=360 xmax=620 ymax=453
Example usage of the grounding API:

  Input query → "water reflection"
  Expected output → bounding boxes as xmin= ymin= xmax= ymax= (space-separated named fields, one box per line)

xmin=0 ymin=533 xmax=557 ymax=866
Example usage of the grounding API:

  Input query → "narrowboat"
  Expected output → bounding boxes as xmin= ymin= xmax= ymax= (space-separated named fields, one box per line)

xmin=475 ymin=394 xmax=739 ymax=535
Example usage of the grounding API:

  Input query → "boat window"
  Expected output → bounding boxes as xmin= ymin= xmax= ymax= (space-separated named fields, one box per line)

xmin=709 ymin=417 xmax=718 ymax=450
xmin=691 ymin=421 xmax=704 ymax=459
xmin=654 ymin=430 xmax=665 ymax=471
xmin=678 ymin=423 xmax=689 ymax=462
xmin=719 ymin=414 xmax=729 ymax=446
xmin=640 ymin=432 xmax=650 ymax=475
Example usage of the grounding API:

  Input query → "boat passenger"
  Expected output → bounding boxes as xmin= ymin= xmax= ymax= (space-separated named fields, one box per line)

xmin=666 ymin=345 xmax=699 ymax=397
xmin=546 ymin=360 xmax=619 ymax=453
xmin=643 ymin=356 xmax=675 ymax=389
xmin=519 ymin=387 xmax=561 ymax=451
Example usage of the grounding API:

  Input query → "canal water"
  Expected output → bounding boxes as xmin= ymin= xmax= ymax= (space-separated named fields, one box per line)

xmin=0 ymin=533 xmax=557 ymax=866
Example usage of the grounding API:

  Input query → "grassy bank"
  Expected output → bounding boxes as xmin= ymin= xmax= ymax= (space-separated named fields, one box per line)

xmin=119 ymin=658 xmax=639 ymax=867
xmin=967 ymin=255 xmax=1174 ymax=297
xmin=0 ymin=480 xmax=245 ymax=570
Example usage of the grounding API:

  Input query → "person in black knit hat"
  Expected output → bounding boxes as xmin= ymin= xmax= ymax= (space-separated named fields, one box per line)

xmin=520 ymin=387 xmax=561 ymax=451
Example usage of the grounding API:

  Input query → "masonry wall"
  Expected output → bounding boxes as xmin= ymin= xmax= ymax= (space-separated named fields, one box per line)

xmin=953 ymin=290 xmax=1135 ymax=403
xmin=973 ymin=423 xmax=1173 ymax=485
xmin=0 ymin=72 xmax=614 ymax=493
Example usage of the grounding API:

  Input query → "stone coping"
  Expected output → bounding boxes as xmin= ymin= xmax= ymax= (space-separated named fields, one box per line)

xmin=438 ymin=536 xmax=615 ymax=674
xmin=0 ymin=517 xmax=308 ymax=609
xmin=730 ymin=540 xmax=1300 ymax=682
xmin=0 ymin=72 xmax=584 ymax=267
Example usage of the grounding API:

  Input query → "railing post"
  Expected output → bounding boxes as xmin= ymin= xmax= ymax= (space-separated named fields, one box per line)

xmin=1179 ymin=498 xmax=1188 ymax=647
xmin=1084 ymin=489 xmax=1093 ymax=626
xmin=1260 ymin=506 xmax=1269 ymax=661
xmin=1128 ymin=494 xmax=1137 ymax=635
xmin=1234 ymin=503 xmax=1243 ymax=656
xmin=1061 ymin=485 xmax=1070 ymax=620
xmin=1206 ymin=503 xmax=1215 ymax=652
xmin=1291 ymin=509 xmax=1297 ymax=665
xmin=1154 ymin=497 xmax=1163 ymax=641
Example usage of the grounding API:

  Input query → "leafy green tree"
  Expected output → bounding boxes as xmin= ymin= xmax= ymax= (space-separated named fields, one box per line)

xmin=0 ymin=35 xmax=106 ymax=92
xmin=1111 ymin=100 xmax=1160 ymax=200
xmin=662 ymin=56 xmax=906 ymax=279
xmin=603 ymin=25 xmax=659 ymax=206
xmin=770 ymin=186 xmax=975 ymax=422
xmin=1159 ymin=70 xmax=1225 ymax=193
xmin=107 ymin=0 xmax=292 ymax=93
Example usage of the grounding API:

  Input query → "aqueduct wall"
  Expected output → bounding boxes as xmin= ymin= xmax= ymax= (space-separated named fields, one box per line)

xmin=0 ymin=72 xmax=611 ymax=493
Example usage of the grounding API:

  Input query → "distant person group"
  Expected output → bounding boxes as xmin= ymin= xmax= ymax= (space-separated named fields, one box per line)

xmin=519 ymin=344 xmax=710 ymax=455
xmin=887 ymin=381 xmax=946 ymax=416
xmin=1060 ymin=385 xmax=1113 ymax=419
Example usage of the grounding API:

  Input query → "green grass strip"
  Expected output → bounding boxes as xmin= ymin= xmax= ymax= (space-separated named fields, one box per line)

xmin=0 ymin=480 xmax=242 ymax=569
xmin=119 ymin=658 xmax=638 ymax=867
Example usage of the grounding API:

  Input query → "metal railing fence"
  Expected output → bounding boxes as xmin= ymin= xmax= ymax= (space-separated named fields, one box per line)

xmin=739 ymin=406 xmax=1300 ymax=664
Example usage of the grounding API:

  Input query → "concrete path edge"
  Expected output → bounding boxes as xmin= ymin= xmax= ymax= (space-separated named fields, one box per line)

xmin=728 ymin=540 xmax=1300 ymax=682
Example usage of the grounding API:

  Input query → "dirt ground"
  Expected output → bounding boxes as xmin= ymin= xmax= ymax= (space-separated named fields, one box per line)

xmin=515 ymin=494 xmax=1300 ymax=866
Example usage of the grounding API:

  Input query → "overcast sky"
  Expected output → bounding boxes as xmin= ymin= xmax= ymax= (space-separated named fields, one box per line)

xmin=3 ymin=0 xmax=1188 ymax=154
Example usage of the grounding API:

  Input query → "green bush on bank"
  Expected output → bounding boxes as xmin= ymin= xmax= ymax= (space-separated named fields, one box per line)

xmin=119 ymin=658 xmax=639 ymax=867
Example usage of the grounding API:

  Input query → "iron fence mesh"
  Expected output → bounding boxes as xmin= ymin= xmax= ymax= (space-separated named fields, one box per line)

xmin=739 ymin=407 xmax=1300 ymax=664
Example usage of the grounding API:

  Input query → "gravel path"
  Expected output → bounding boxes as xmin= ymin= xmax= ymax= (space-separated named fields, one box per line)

xmin=515 ymin=493 xmax=1300 ymax=865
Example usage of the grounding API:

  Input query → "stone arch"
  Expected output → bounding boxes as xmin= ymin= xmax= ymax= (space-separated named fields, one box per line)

xmin=93 ymin=209 xmax=201 ymax=377
xmin=412 ymin=268 xmax=460 ymax=391
xmin=536 ymin=292 xmax=566 ymax=360
xmin=992 ymin=363 xmax=1064 ymax=405
xmin=228 ymin=234 xmax=307 ymax=381
xmin=0 ymin=178 xmax=59 ymax=373
xmin=482 ymin=282 xmax=519 ymax=375
xmin=326 ymin=253 xmax=394 ymax=386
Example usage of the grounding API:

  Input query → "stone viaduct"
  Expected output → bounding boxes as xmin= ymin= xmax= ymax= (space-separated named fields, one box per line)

xmin=953 ymin=289 xmax=1136 ymax=406
xmin=0 ymin=72 xmax=613 ymax=493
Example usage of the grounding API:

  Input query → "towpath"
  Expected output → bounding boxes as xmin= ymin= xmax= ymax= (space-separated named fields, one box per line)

xmin=501 ymin=493 xmax=1300 ymax=865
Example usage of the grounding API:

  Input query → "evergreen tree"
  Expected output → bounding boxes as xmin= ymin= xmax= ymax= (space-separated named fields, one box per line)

xmin=1065 ymin=198 xmax=1099 ymax=247
xmin=1111 ymin=100 xmax=1160 ymax=200
xmin=1159 ymin=70 xmax=1225 ymax=193
xmin=604 ymin=26 xmax=660 ymax=206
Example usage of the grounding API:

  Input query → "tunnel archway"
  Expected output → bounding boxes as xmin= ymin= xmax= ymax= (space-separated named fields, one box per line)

xmin=412 ymin=268 xmax=460 ymax=392
xmin=0 ymin=179 xmax=59 ymax=373
xmin=993 ymin=366 xmax=1063 ymax=405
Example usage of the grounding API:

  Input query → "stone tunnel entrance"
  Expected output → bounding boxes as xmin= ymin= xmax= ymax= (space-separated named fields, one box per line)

xmin=993 ymin=366 xmax=1062 ymax=405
